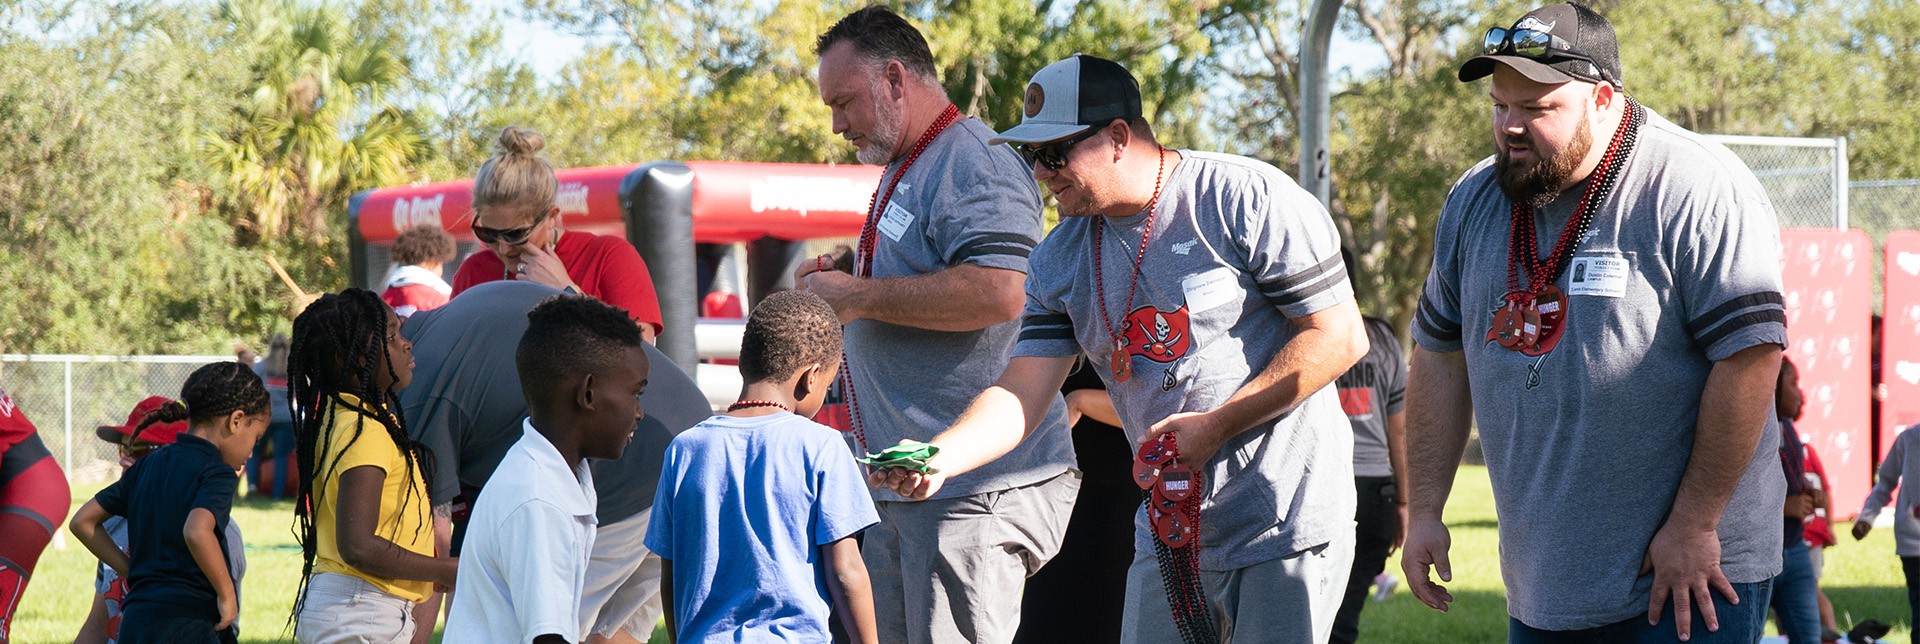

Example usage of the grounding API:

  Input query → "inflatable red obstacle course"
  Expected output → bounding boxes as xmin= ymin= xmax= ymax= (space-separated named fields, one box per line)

xmin=348 ymin=161 xmax=883 ymax=376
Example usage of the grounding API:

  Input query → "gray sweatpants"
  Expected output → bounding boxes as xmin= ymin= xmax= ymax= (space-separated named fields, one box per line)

xmin=864 ymin=470 xmax=1080 ymax=644
xmin=1121 ymin=536 xmax=1354 ymax=644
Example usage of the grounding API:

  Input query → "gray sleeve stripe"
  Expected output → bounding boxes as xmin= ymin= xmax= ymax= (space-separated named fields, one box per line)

xmin=1416 ymin=295 xmax=1461 ymax=339
xmin=1694 ymin=308 xmax=1788 ymax=350
xmin=951 ymin=233 xmax=1039 ymax=263
xmin=1264 ymin=260 xmax=1349 ymax=302
xmin=1018 ymin=327 xmax=1077 ymax=342
xmin=1262 ymin=254 xmax=1346 ymax=295
xmin=1686 ymin=291 xmax=1785 ymax=337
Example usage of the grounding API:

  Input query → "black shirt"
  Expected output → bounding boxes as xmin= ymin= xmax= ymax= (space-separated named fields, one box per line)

xmin=94 ymin=433 xmax=238 ymax=619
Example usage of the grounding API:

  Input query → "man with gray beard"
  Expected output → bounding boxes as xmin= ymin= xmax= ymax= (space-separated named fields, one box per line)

xmin=798 ymin=7 xmax=1079 ymax=643
xmin=1401 ymin=3 xmax=1788 ymax=642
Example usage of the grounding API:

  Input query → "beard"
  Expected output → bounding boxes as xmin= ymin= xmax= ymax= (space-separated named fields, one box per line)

xmin=1495 ymin=114 xmax=1593 ymax=209
xmin=855 ymin=79 xmax=905 ymax=166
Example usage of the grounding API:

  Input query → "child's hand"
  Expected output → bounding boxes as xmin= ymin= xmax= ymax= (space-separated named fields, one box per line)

xmin=216 ymin=593 xmax=238 ymax=630
xmin=1852 ymin=519 xmax=1872 ymax=540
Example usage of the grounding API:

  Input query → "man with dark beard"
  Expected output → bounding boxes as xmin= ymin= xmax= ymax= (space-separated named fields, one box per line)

xmin=798 ymin=7 xmax=1080 ymax=643
xmin=1400 ymin=4 xmax=1789 ymax=643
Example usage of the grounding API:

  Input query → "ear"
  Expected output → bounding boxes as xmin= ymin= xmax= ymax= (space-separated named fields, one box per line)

xmin=793 ymin=363 xmax=825 ymax=401
xmin=226 ymin=409 xmax=248 ymax=434
xmin=575 ymin=372 xmax=597 ymax=411
xmin=1107 ymin=119 xmax=1133 ymax=162
xmin=1591 ymin=81 xmax=1618 ymax=121
xmin=885 ymin=60 xmax=908 ymax=100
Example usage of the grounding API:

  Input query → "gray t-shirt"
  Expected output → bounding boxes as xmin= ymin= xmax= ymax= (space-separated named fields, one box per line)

xmin=1412 ymin=111 xmax=1789 ymax=630
xmin=399 ymin=280 xmax=712 ymax=524
xmin=845 ymin=117 xmax=1076 ymax=502
xmin=1015 ymin=151 xmax=1356 ymax=571
xmin=1339 ymin=317 xmax=1406 ymax=478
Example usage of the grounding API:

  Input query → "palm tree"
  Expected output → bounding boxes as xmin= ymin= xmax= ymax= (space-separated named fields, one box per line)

xmin=203 ymin=0 xmax=428 ymax=241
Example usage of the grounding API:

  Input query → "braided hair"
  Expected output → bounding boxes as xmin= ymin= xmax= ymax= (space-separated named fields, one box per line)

xmin=132 ymin=362 xmax=270 ymax=442
xmin=287 ymin=288 xmax=432 ymax=622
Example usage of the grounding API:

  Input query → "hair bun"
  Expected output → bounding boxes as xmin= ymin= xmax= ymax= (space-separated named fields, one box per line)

xmin=495 ymin=126 xmax=547 ymax=157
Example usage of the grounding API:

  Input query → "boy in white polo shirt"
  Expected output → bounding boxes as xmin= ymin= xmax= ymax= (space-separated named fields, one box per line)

xmin=445 ymin=296 xmax=650 ymax=643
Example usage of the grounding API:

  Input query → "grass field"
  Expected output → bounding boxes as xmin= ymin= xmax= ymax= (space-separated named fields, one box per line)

xmin=10 ymin=466 xmax=1911 ymax=643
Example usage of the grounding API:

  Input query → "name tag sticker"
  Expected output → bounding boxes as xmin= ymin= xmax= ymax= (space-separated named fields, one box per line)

xmin=1567 ymin=256 xmax=1629 ymax=297
xmin=1181 ymin=267 xmax=1239 ymax=314
xmin=877 ymin=201 xmax=915 ymax=242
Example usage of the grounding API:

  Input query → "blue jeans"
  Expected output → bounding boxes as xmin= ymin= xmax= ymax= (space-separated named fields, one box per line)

xmin=244 ymin=420 xmax=296 ymax=498
xmin=1508 ymin=580 xmax=1772 ymax=643
xmin=1769 ymin=538 xmax=1820 ymax=642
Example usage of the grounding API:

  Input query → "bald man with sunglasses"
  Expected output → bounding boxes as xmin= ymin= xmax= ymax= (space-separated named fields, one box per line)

xmin=1401 ymin=4 xmax=1788 ymax=642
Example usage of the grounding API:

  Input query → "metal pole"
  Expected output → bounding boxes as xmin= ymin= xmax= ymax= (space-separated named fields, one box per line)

xmin=63 ymin=358 xmax=73 ymax=474
xmin=1298 ymin=0 xmax=1344 ymax=207
xmin=1834 ymin=136 xmax=1849 ymax=230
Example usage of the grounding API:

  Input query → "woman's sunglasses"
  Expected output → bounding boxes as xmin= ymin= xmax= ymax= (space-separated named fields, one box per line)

xmin=1016 ymin=128 xmax=1104 ymax=171
xmin=470 ymin=211 xmax=548 ymax=245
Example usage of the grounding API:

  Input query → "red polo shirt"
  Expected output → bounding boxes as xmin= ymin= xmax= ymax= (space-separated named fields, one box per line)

xmin=451 ymin=231 xmax=665 ymax=334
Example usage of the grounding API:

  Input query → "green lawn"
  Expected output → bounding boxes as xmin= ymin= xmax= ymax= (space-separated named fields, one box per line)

xmin=10 ymin=467 xmax=1910 ymax=643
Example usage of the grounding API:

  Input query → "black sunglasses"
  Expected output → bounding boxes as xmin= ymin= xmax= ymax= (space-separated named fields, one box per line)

xmin=471 ymin=211 xmax=548 ymax=245
xmin=1017 ymin=127 xmax=1104 ymax=171
xmin=1483 ymin=27 xmax=1611 ymax=82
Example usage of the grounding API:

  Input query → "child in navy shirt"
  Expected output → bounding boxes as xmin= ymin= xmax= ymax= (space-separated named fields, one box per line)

xmin=646 ymin=291 xmax=879 ymax=643
xmin=69 ymin=362 xmax=271 ymax=644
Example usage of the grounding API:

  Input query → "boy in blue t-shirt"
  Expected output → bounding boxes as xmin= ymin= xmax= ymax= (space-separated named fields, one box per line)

xmin=645 ymin=291 xmax=879 ymax=643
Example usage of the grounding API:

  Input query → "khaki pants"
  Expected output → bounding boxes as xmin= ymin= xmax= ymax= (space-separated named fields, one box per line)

xmin=864 ymin=470 xmax=1080 ymax=644
xmin=296 ymin=572 xmax=417 ymax=644
xmin=580 ymin=507 xmax=666 ymax=639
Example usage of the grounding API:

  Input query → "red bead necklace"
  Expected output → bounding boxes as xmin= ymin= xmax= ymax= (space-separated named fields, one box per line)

xmin=1488 ymin=98 xmax=1644 ymax=354
xmin=842 ymin=103 xmax=963 ymax=450
xmin=727 ymin=400 xmax=789 ymax=412
xmin=1092 ymin=147 xmax=1169 ymax=383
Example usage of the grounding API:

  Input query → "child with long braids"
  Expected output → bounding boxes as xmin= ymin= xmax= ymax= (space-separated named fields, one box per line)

xmin=290 ymin=288 xmax=454 ymax=643
xmin=69 ymin=362 xmax=271 ymax=644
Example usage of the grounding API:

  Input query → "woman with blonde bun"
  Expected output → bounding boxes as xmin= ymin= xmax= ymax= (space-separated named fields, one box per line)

xmin=449 ymin=126 xmax=663 ymax=341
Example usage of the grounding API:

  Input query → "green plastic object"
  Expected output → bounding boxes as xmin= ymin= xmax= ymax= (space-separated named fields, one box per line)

xmin=857 ymin=441 xmax=941 ymax=474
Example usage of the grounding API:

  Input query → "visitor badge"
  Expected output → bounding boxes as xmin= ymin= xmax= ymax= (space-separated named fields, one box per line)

xmin=1181 ymin=267 xmax=1238 ymax=314
xmin=1567 ymin=255 xmax=1629 ymax=298
xmin=877 ymin=201 xmax=915 ymax=242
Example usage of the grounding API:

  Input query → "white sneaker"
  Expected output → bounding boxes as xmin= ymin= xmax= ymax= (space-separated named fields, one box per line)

xmin=1372 ymin=572 xmax=1398 ymax=601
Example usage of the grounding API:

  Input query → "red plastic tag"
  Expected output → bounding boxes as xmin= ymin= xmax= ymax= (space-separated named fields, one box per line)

xmin=1157 ymin=462 xmax=1194 ymax=504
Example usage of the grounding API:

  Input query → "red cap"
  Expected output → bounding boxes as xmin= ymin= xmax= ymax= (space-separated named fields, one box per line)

xmin=96 ymin=396 xmax=188 ymax=446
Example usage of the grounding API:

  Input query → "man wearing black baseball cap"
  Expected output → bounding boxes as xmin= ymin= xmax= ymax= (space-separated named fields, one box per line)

xmin=874 ymin=53 xmax=1369 ymax=643
xmin=1402 ymin=4 xmax=1789 ymax=642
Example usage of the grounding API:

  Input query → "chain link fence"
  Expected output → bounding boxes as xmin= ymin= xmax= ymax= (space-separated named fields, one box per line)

xmin=1850 ymin=179 xmax=1920 ymax=310
xmin=2 ymin=354 xmax=230 ymax=484
xmin=1706 ymin=134 xmax=1848 ymax=229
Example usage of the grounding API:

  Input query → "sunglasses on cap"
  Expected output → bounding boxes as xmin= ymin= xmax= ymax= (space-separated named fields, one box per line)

xmin=1483 ymin=27 xmax=1611 ymax=82
xmin=470 ymin=210 xmax=549 ymax=246
xmin=1016 ymin=127 xmax=1105 ymax=171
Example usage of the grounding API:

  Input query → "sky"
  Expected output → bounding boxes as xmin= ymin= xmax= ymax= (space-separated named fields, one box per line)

xmin=480 ymin=0 xmax=1390 ymax=87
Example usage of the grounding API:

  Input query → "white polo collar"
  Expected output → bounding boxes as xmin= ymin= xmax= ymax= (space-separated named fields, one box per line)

xmin=517 ymin=418 xmax=597 ymax=518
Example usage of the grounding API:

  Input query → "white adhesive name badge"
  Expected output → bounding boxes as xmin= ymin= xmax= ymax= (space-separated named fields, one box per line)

xmin=1567 ymin=256 xmax=1629 ymax=297
xmin=877 ymin=201 xmax=915 ymax=242
xmin=1182 ymin=267 xmax=1239 ymax=314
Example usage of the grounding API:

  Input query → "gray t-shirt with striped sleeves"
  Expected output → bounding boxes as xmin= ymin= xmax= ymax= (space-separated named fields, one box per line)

xmin=844 ymin=117 xmax=1076 ymax=502
xmin=1015 ymin=150 xmax=1357 ymax=571
xmin=1412 ymin=110 xmax=1788 ymax=631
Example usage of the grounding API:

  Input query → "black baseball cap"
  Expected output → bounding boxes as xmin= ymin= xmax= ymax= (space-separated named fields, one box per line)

xmin=1459 ymin=3 xmax=1623 ymax=88
xmin=990 ymin=54 xmax=1143 ymax=145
